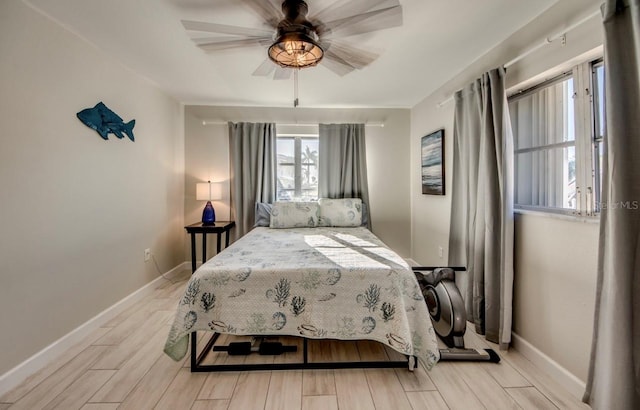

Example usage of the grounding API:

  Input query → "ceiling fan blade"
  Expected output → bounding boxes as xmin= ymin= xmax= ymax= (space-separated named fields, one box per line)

xmin=182 ymin=20 xmax=273 ymax=38
xmin=194 ymin=37 xmax=272 ymax=52
xmin=311 ymin=0 xmax=399 ymax=26
xmin=252 ymin=58 xmax=276 ymax=77
xmin=319 ymin=5 xmax=403 ymax=38
xmin=323 ymin=41 xmax=379 ymax=70
xmin=273 ymin=67 xmax=293 ymax=80
xmin=321 ymin=55 xmax=356 ymax=77
xmin=239 ymin=0 xmax=283 ymax=28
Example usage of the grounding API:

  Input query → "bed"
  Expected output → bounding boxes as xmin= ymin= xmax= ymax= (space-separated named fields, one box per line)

xmin=164 ymin=201 xmax=440 ymax=372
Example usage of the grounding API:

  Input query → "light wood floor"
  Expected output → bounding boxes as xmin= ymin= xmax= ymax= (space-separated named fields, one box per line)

xmin=1 ymin=270 xmax=590 ymax=409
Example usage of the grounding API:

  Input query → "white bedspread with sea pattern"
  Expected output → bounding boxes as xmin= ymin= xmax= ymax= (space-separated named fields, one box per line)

xmin=164 ymin=226 xmax=440 ymax=369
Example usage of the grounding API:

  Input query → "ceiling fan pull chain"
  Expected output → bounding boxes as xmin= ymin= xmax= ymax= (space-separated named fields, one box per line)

xmin=294 ymin=69 xmax=300 ymax=107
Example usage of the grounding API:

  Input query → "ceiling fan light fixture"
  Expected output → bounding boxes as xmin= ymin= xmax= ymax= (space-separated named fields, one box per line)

xmin=268 ymin=31 xmax=324 ymax=69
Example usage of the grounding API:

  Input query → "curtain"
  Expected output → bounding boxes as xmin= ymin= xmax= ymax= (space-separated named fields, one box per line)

xmin=584 ymin=1 xmax=640 ymax=408
xmin=228 ymin=122 xmax=276 ymax=238
xmin=448 ymin=67 xmax=515 ymax=347
xmin=318 ymin=123 xmax=371 ymax=227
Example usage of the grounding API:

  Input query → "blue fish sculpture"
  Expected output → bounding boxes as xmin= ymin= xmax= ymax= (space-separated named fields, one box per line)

xmin=76 ymin=102 xmax=135 ymax=141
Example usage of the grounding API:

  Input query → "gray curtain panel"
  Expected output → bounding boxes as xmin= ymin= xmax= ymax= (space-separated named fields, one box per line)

xmin=228 ymin=122 xmax=276 ymax=238
xmin=318 ymin=123 xmax=371 ymax=227
xmin=584 ymin=1 xmax=640 ymax=408
xmin=448 ymin=67 xmax=515 ymax=347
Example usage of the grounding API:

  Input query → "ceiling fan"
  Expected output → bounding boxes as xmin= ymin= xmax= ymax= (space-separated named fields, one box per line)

xmin=181 ymin=0 xmax=403 ymax=79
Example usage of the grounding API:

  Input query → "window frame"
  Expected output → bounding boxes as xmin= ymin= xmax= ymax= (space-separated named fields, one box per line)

xmin=591 ymin=59 xmax=605 ymax=212
xmin=508 ymin=58 xmax=604 ymax=217
xmin=510 ymin=72 xmax=576 ymax=215
xmin=275 ymin=132 xmax=319 ymax=201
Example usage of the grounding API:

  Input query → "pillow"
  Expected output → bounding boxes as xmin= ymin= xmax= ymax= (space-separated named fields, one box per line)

xmin=318 ymin=198 xmax=363 ymax=227
xmin=269 ymin=201 xmax=319 ymax=228
xmin=254 ymin=202 xmax=272 ymax=227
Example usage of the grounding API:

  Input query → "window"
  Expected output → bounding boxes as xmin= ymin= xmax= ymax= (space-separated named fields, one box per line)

xmin=508 ymin=59 xmax=605 ymax=216
xmin=276 ymin=128 xmax=319 ymax=201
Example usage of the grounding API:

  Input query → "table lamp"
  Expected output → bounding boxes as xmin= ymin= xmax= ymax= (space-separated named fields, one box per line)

xmin=196 ymin=181 xmax=222 ymax=225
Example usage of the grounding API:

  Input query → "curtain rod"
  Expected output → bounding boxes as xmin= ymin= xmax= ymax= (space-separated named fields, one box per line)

xmin=201 ymin=121 xmax=385 ymax=127
xmin=436 ymin=9 xmax=601 ymax=108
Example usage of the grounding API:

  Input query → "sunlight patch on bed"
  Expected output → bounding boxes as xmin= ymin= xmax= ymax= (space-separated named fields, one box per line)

xmin=304 ymin=234 xmax=345 ymax=248
xmin=334 ymin=233 xmax=377 ymax=247
xmin=313 ymin=246 xmax=390 ymax=269
xmin=333 ymin=233 xmax=407 ymax=267
xmin=304 ymin=234 xmax=403 ymax=269
xmin=365 ymin=247 xmax=408 ymax=267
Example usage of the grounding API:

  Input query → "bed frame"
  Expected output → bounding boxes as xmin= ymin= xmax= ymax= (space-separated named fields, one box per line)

xmin=187 ymin=266 xmax=464 ymax=373
xmin=189 ymin=331 xmax=416 ymax=372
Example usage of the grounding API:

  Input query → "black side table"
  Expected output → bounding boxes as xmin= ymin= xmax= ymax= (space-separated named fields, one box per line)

xmin=185 ymin=221 xmax=235 ymax=273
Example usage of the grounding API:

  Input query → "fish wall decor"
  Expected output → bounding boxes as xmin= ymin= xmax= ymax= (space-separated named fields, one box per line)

xmin=76 ymin=102 xmax=135 ymax=141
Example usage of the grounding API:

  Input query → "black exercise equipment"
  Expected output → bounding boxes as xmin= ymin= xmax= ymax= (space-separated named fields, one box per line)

xmin=413 ymin=266 xmax=500 ymax=363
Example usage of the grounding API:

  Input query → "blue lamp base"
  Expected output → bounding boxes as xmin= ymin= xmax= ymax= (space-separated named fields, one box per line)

xmin=202 ymin=201 xmax=216 ymax=225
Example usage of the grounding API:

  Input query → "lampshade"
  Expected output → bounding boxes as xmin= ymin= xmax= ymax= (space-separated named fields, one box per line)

xmin=268 ymin=31 xmax=324 ymax=69
xmin=196 ymin=181 xmax=222 ymax=201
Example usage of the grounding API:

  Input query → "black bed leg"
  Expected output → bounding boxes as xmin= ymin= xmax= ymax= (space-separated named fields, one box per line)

xmin=303 ymin=338 xmax=308 ymax=364
xmin=190 ymin=331 xmax=197 ymax=371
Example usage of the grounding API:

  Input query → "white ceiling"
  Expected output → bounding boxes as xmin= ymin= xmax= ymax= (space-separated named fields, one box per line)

xmin=26 ymin=0 xmax=560 ymax=108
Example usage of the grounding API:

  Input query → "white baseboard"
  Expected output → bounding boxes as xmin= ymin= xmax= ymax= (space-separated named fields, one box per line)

xmin=511 ymin=332 xmax=586 ymax=400
xmin=0 ymin=261 xmax=189 ymax=397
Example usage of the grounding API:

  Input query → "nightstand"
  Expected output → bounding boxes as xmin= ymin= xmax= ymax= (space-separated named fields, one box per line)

xmin=185 ymin=221 xmax=235 ymax=273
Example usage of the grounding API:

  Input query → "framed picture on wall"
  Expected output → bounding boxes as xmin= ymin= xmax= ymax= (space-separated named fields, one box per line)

xmin=421 ymin=129 xmax=445 ymax=195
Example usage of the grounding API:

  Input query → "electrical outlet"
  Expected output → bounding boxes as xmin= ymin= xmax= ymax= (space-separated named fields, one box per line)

xmin=438 ymin=246 xmax=444 ymax=259
xmin=144 ymin=248 xmax=151 ymax=262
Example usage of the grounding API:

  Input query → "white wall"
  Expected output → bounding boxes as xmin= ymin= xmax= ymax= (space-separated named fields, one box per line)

xmin=184 ymin=105 xmax=412 ymax=259
xmin=0 ymin=0 xmax=184 ymax=376
xmin=513 ymin=213 xmax=598 ymax=380
xmin=410 ymin=0 xmax=602 ymax=386
xmin=410 ymin=102 xmax=454 ymax=265
xmin=183 ymin=110 xmax=232 ymax=263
